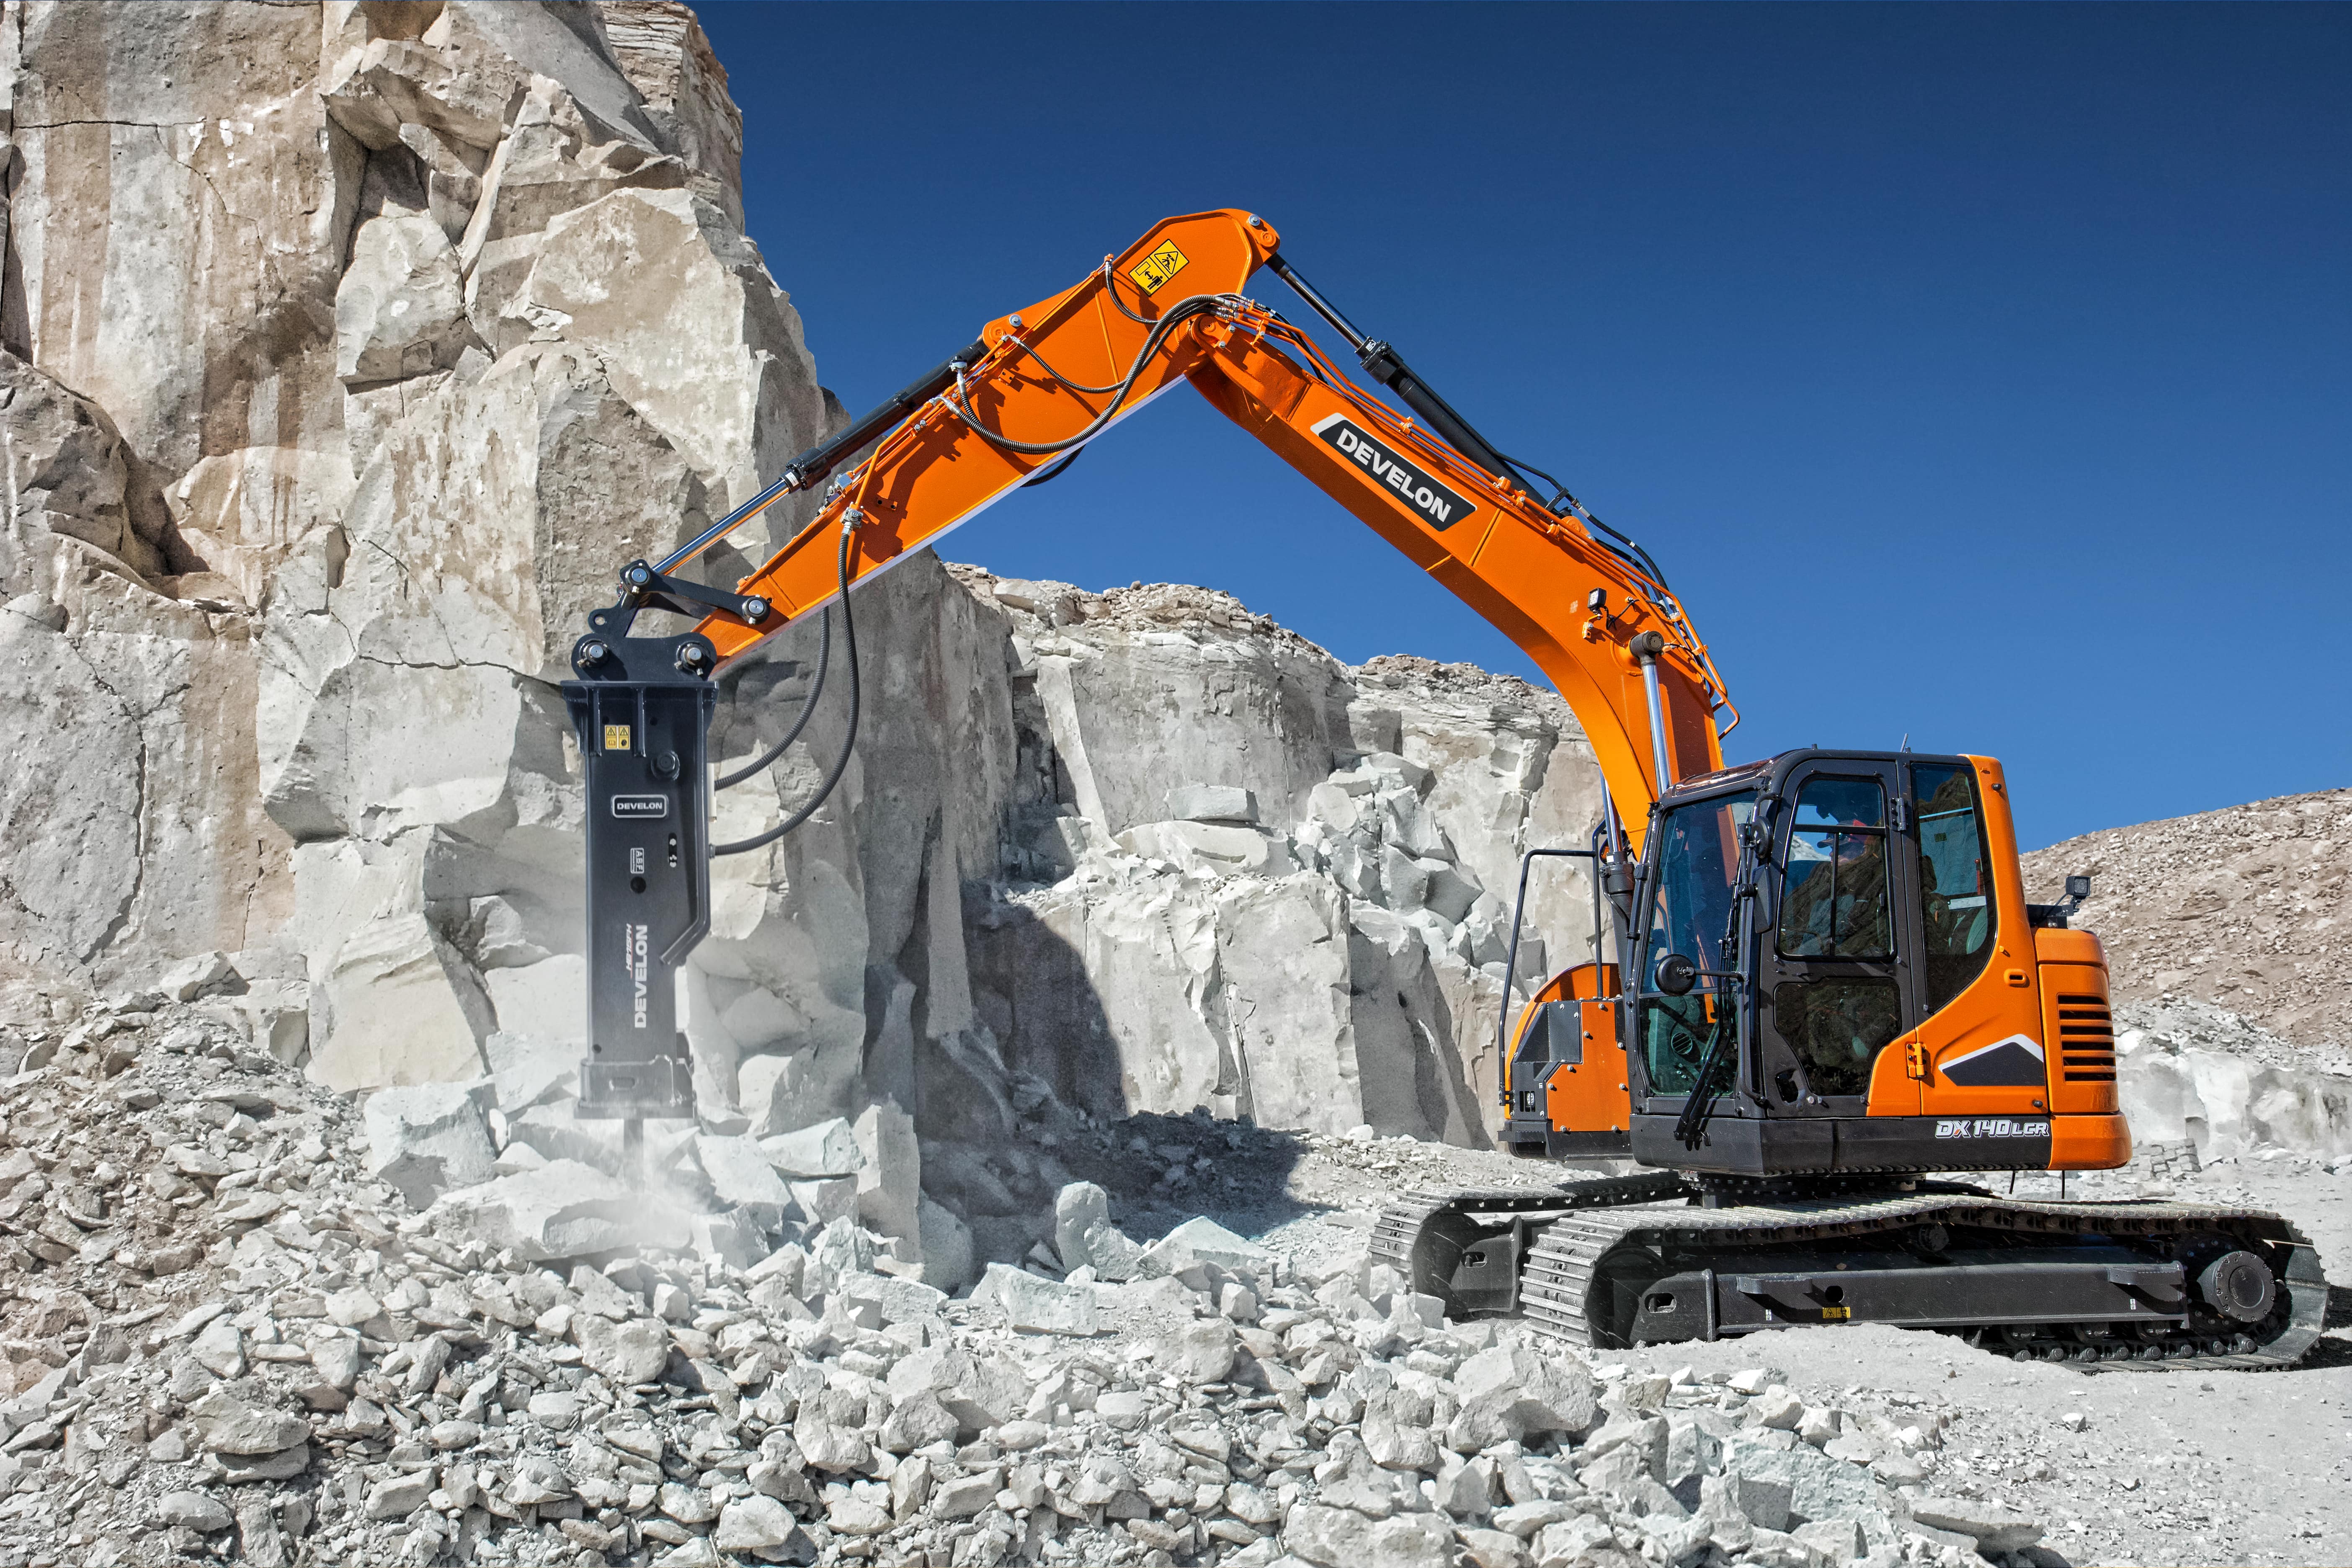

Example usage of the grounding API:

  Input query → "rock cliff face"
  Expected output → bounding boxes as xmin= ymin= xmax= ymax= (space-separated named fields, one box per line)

xmin=0 ymin=0 xmax=1609 ymax=1244
xmin=0 ymin=0 xmax=833 ymax=1087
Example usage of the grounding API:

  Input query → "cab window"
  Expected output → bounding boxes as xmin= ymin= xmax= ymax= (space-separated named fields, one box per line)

xmin=1778 ymin=777 xmax=1892 ymax=958
xmin=1913 ymin=762 xmax=1995 ymax=1012
xmin=1640 ymin=791 xmax=1753 ymax=1098
xmin=1773 ymin=978 xmax=1901 ymax=1096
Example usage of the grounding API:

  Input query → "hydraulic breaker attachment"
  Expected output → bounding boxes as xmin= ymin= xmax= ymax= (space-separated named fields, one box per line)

xmin=561 ymin=609 xmax=717 ymax=1122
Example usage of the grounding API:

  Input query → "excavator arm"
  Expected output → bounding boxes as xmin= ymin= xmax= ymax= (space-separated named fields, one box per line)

xmin=563 ymin=208 xmax=1732 ymax=1120
xmin=664 ymin=209 xmax=1727 ymax=837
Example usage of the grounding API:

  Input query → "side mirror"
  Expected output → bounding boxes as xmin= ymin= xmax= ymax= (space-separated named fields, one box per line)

xmin=2065 ymin=874 xmax=2091 ymax=901
xmin=1654 ymin=952 xmax=1699 ymax=996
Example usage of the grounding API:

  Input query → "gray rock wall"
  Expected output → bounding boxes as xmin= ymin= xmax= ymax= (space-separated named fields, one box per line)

xmin=957 ymin=574 xmax=1604 ymax=1148
xmin=0 ymin=3 xmax=1611 ymax=1180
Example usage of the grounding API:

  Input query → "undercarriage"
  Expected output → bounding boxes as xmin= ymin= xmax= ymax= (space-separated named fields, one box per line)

xmin=1372 ymin=1172 xmax=2328 ymax=1371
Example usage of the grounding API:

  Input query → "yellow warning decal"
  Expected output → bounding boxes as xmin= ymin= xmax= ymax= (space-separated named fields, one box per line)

xmin=1823 ymin=1306 xmax=1852 ymax=1320
xmin=603 ymin=724 xmax=631 ymax=752
xmin=1127 ymin=240 xmax=1189 ymax=295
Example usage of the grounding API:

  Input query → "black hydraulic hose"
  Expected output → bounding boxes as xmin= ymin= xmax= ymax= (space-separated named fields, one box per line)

xmin=1100 ymin=256 xmax=1157 ymax=325
xmin=1487 ymin=446 xmax=1675 ymax=596
xmin=1020 ymin=445 xmax=1085 ymax=487
xmin=947 ymin=294 xmax=1227 ymax=455
xmin=709 ymin=521 xmax=861 ymax=857
xmin=712 ymin=606 xmax=830 ymax=791
xmin=1005 ymin=335 xmax=1123 ymax=396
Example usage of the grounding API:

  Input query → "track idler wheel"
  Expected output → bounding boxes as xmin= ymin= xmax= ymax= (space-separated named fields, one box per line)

xmin=2196 ymin=1249 xmax=2277 ymax=1323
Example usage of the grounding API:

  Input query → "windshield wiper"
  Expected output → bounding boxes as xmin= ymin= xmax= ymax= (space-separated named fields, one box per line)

xmin=1671 ymin=830 xmax=1767 ymax=1151
xmin=1672 ymin=1005 xmax=1738 ymax=1149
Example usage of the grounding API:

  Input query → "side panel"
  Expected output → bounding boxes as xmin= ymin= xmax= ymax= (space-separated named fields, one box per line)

xmin=2037 ymin=928 xmax=2120 ymax=1115
xmin=1504 ymin=962 xmax=1632 ymax=1158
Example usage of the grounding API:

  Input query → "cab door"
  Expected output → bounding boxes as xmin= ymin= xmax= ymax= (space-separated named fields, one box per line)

xmin=1907 ymin=759 xmax=2050 ymax=1117
xmin=1761 ymin=763 xmax=1919 ymax=1117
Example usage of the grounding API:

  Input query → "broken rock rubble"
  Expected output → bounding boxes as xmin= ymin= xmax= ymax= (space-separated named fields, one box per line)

xmin=0 ymin=987 xmax=2058 ymax=1568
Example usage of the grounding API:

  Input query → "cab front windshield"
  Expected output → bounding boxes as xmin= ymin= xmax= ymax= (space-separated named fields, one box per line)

xmin=1642 ymin=790 xmax=1755 ymax=1095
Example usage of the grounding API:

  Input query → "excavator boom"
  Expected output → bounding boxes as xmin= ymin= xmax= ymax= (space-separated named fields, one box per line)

xmin=668 ymin=209 xmax=1728 ymax=853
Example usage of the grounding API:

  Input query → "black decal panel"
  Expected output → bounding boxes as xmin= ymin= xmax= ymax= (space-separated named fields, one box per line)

xmin=1939 ymin=1036 xmax=2048 ymax=1088
xmin=1310 ymin=414 xmax=1478 ymax=532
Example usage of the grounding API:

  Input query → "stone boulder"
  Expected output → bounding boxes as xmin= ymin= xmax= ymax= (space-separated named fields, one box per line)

xmin=972 ymin=1263 xmax=1097 ymax=1336
xmin=428 ymin=1159 xmax=686 ymax=1260
xmin=363 ymin=1082 xmax=497 ymax=1207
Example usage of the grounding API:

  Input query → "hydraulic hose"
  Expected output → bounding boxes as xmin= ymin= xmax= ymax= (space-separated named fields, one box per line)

xmin=1005 ymin=335 xmax=1124 ymax=397
xmin=947 ymin=294 xmax=1229 ymax=456
xmin=709 ymin=517 xmax=861 ymax=858
xmin=713 ymin=607 xmax=830 ymax=791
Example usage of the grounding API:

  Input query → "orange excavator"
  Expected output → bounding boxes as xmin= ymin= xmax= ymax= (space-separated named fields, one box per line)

xmin=564 ymin=209 xmax=2322 ymax=1367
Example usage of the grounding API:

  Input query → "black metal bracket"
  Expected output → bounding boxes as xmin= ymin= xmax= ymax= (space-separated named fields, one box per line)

xmin=616 ymin=559 xmax=773 ymax=632
xmin=1496 ymin=846 xmax=1598 ymax=1106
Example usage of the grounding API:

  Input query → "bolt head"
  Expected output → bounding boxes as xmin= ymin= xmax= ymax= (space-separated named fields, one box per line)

xmin=578 ymin=640 xmax=609 ymax=666
xmin=676 ymin=642 xmax=709 ymax=673
xmin=739 ymin=597 xmax=770 ymax=624
xmin=625 ymin=565 xmax=652 ymax=586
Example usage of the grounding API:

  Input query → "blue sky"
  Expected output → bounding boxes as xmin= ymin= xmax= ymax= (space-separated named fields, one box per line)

xmin=695 ymin=3 xmax=2348 ymax=849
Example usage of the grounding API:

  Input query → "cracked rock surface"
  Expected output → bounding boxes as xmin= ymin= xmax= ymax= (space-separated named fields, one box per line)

xmin=0 ymin=0 xmax=1605 ymax=1182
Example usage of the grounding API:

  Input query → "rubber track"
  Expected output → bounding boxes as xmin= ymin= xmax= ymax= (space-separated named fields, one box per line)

xmin=1369 ymin=1173 xmax=1686 ymax=1278
xmin=1394 ymin=1182 xmax=2327 ymax=1373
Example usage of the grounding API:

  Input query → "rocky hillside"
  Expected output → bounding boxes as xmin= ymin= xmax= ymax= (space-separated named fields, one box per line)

xmin=2022 ymin=787 xmax=2352 ymax=1049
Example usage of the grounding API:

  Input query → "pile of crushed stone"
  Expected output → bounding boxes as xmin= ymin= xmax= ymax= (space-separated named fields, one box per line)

xmin=0 ymin=978 xmax=2067 ymax=1568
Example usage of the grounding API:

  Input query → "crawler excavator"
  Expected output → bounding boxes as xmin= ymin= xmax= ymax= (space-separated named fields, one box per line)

xmin=561 ymin=209 xmax=2324 ymax=1370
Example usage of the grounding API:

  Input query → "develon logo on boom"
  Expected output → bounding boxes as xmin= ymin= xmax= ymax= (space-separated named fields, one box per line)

xmin=1310 ymin=413 xmax=1475 ymax=532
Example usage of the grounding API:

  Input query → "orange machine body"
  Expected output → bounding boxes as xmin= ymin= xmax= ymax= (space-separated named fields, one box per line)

xmin=1885 ymin=758 xmax=2130 ymax=1169
xmin=1504 ymin=961 xmax=1632 ymax=1152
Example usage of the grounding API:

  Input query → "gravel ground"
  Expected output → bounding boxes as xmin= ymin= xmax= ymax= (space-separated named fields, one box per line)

xmin=1146 ymin=1130 xmax=2352 ymax=1568
xmin=5 ymin=985 xmax=2342 ymax=1568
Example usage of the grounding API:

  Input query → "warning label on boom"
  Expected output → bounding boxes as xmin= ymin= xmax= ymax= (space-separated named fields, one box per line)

xmin=1126 ymin=241 xmax=1189 ymax=295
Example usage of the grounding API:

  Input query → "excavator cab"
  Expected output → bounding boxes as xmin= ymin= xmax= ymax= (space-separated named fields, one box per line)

xmin=1503 ymin=748 xmax=2135 ymax=1179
